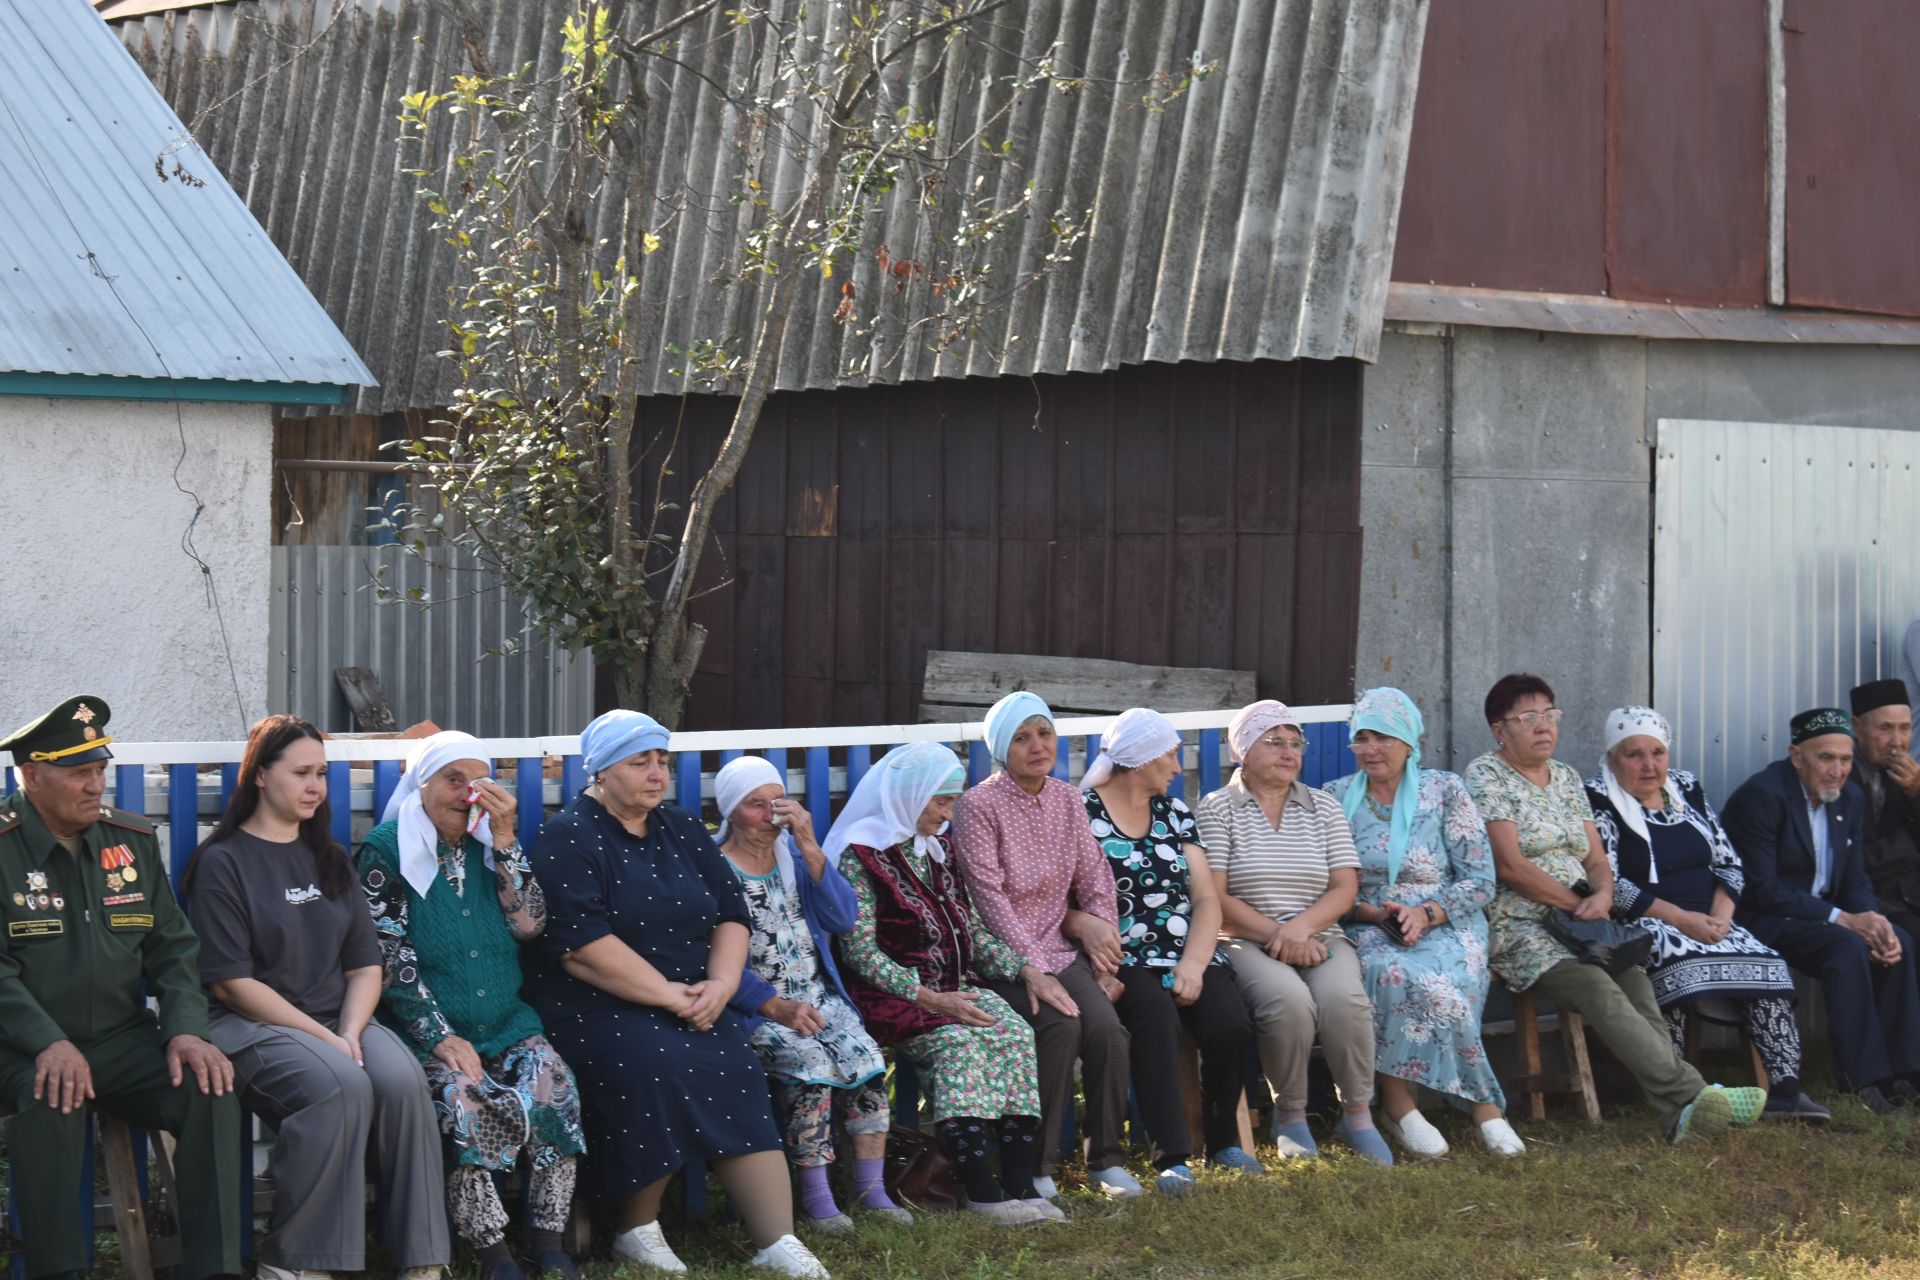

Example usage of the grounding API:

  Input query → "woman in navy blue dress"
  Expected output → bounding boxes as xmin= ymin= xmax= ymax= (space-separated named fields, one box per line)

xmin=526 ymin=711 xmax=828 ymax=1279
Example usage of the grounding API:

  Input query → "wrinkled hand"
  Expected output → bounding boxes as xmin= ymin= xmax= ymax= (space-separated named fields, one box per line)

xmin=1022 ymin=965 xmax=1081 ymax=1018
xmin=920 ymin=988 xmax=997 ymax=1027
xmin=1064 ymin=911 xmax=1125 ymax=975
xmin=771 ymin=797 xmax=817 ymax=846
xmin=1887 ymin=752 xmax=1920 ymax=798
xmin=167 ymin=1034 xmax=234 ymax=1096
xmin=432 ymin=1034 xmax=484 ymax=1080
xmin=467 ymin=777 xmax=518 ymax=838
xmin=34 ymin=1039 xmax=93 ymax=1115
xmin=1571 ymin=892 xmax=1611 ymax=922
xmin=1097 ymin=972 xmax=1125 ymax=1003
xmin=1265 ymin=917 xmax=1327 ymax=967
xmin=1385 ymin=901 xmax=1427 ymax=946
xmin=682 ymin=978 xmax=737 ymax=1032
xmin=1169 ymin=963 xmax=1205 ymax=1007
xmin=763 ymin=997 xmax=826 ymax=1036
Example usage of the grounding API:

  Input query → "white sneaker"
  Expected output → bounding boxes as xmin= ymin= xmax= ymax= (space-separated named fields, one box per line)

xmin=398 ymin=1270 xmax=443 ymax=1280
xmin=1029 ymin=1174 xmax=1059 ymax=1199
xmin=611 ymin=1220 xmax=688 ymax=1273
xmin=1382 ymin=1108 xmax=1449 ymax=1158
xmin=1478 ymin=1116 xmax=1526 ymax=1157
xmin=1020 ymin=1197 xmax=1068 ymax=1222
xmin=967 ymin=1198 xmax=1048 ymax=1225
xmin=257 ymin=1267 xmax=335 ymax=1280
xmin=1090 ymin=1165 xmax=1144 ymax=1198
xmin=750 ymin=1234 xmax=831 ymax=1278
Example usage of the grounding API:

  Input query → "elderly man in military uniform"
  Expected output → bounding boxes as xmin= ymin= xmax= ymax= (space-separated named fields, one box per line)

xmin=0 ymin=696 xmax=242 ymax=1279
xmin=1854 ymin=677 xmax=1920 ymax=942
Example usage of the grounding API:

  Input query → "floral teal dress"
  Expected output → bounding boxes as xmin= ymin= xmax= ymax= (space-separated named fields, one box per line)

xmin=1326 ymin=770 xmax=1505 ymax=1107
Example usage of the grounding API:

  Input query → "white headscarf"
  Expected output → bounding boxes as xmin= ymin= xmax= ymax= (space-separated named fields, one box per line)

xmin=1600 ymin=705 xmax=1682 ymax=881
xmin=380 ymin=730 xmax=496 ymax=897
xmin=713 ymin=756 xmax=803 ymax=892
xmin=821 ymin=742 xmax=966 ymax=865
xmin=1227 ymin=700 xmax=1301 ymax=764
xmin=1082 ymin=707 xmax=1181 ymax=789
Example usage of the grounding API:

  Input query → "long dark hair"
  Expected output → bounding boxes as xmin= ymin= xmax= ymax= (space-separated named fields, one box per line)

xmin=184 ymin=715 xmax=354 ymax=900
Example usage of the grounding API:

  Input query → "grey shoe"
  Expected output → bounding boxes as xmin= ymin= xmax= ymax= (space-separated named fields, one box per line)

xmin=800 ymin=1211 xmax=855 ymax=1236
xmin=858 ymin=1202 xmax=915 ymax=1225
xmin=1762 ymin=1090 xmax=1833 ymax=1123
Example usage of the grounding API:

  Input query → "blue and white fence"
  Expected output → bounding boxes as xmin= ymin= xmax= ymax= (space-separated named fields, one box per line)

xmin=3 ymin=707 xmax=1355 ymax=885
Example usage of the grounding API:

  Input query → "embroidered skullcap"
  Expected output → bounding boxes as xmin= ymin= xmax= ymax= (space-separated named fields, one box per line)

xmin=1598 ymin=706 xmax=1681 ymax=868
xmin=1227 ymin=700 xmax=1301 ymax=764
xmin=983 ymin=691 xmax=1053 ymax=766
xmin=1851 ymin=678 xmax=1910 ymax=717
xmin=381 ymin=730 xmax=496 ymax=898
xmin=580 ymin=708 xmax=670 ymax=776
xmin=1341 ymin=688 xmax=1424 ymax=883
xmin=822 ymin=741 xmax=966 ymax=865
xmin=1791 ymin=707 xmax=1854 ymax=745
xmin=1082 ymin=708 xmax=1182 ymax=789
xmin=714 ymin=755 xmax=784 ymax=845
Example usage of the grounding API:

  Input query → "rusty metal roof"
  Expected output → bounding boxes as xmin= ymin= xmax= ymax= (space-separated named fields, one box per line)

xmin=0 ymin=0 xmax=371 ymax=391
xmin=111 ymin=0 xmax=1425 ymax=414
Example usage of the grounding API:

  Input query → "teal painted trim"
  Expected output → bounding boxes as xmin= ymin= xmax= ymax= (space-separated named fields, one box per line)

xmin=0 ymin=372 xmax=350 ymax=405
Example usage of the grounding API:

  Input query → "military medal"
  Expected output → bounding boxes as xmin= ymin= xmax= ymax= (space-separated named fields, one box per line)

xmin=50 ymin=896 xmax=63 ymax=910
xmin=10 ymin=893 xmax=22 ymax=906
xmin=122 ymin=866 xmax=137 ymax=883
xmin=27 ymin=871 xmax=47 ymax=892
xmin=102 ymin=843 xmax=135 ymax=885
xmin=106 ymin=872 xmax=125 ymax=892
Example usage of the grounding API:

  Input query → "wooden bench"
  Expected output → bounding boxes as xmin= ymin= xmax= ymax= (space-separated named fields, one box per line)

xmin=0 ymin=1106 xmax=181 ymax=1280
xmin=1485 ymin=989 xmax=1603 ymax=1124
xmin=919 ymin=650 xmax=1258 ymax=722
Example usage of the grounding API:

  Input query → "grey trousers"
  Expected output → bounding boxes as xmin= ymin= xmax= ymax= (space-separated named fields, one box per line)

xmin=1530 ymin=958 xmax=1705 ymax=1138
xmin=1226 ymin=934 xmax=1376 ymax=1113
xmin=210 ymin=1011 xmax=449 ymax=1270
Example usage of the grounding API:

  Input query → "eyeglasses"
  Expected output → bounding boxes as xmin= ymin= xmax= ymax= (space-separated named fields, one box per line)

xmin=1500 ymin=708 xmax=1564 ymax=728
xmin=1255 ymin=735 xmax=1307 ymax=753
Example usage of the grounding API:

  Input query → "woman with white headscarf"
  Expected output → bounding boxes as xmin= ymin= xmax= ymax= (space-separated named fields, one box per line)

xmin=526 ymin=711 xmax=827 ymax=1279
xmin=832 ymin=742 xmax=1064 ymax=1226
xmin=713 ymin=756 xmax=908 ymax=1233
xmin=355 ymin=731 xmax=587 ymax=1280
xmin=1584 ymin=707 xmax=1828 ymax=1122
xmin=1195 ymin=699 xmax=1392 ymax=1165
xmin=1076 ymin=708 xmax=1263 ymax=1191
xmin=1323 ymin=689 xmax=1524 ymax=1159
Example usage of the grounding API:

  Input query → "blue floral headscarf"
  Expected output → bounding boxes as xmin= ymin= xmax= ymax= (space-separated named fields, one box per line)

xmin=1342 ymin=687 xmax=1424 ymax=883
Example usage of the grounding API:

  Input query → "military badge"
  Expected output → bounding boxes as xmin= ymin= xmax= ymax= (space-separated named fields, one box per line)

xmin=50 ymin=896 xmax=63 ymax=910
xmin=122 ymin=866 xmax=137 ymax=883
xmin=106 ymin=872 xmax=125 ymax=892
xmin=26 ymin=870 xmax=47 ymax=892
xmin=10 ymin=892 xmax=22 ymax=906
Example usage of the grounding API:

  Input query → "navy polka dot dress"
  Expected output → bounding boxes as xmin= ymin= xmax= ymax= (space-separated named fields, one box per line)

xmin=526 ymin=793 xmax=782 ymax=1200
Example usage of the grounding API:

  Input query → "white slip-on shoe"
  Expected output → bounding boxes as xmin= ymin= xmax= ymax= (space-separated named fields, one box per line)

xmin=1020 ymin=1197 xmax=1068 ymax=1223
xmin=966 ymin=1198 xmax=1048 ymax=1226
xmin=1478 ymin=1116 xmax=1526 ymax=1157
xmin=1090 ymin=1165 xmax=1144 ymax=1198
xmin=610 ymin=1220 xmax=688 ymax=1273
xmin=1028 ymin=1174 xmax=1059 ymax=1199
xmin=1381 ymin=1108 xmax=1449 ymax=1158
xmin=750 ymin=1234 xmax=831 ymax=1278
xmin=799 ymin=1211 xmax=855 ymax=1237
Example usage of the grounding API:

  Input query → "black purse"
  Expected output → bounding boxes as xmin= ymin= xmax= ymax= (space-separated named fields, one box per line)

xmin=1543 ymin=882 xmax=1654 ymax=975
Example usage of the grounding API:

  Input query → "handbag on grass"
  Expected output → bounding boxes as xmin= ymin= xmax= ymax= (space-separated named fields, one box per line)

xmin=1544 ymin=882 xmax=1655 ymax=976
xmin=882 ymin=1123 xmax=962 ymax=1213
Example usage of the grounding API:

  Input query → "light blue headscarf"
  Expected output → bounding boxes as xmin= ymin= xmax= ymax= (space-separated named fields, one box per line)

xmin=1341 ymin=687 xmax=1424 ymax=884
xmin=983 ymin=691 xmax=1053 ymax=767
xmin=580 ymin=708 xmax=670 ymax=777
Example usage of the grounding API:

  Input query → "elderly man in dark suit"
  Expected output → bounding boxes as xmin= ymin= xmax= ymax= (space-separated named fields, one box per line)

xmin=1722 ymin=706 xmax=1920 ymax=1115
xmin=1851 ymin=678 xmax=1920 ymax=942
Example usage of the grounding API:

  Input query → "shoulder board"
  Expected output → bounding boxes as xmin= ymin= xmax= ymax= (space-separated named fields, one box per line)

xmin=0 ymin=804 xmax=19 ymax=837
xmin=100 ymin=807 xmax=157 ymax=835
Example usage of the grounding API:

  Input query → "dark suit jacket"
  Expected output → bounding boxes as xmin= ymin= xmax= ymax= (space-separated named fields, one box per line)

xmin=1721 ymin=758 xmax=1874 ymax=925
xmin=1855 ymin=760 xmax=1920 ymax=914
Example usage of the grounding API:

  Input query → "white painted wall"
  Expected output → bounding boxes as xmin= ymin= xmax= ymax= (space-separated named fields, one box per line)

xmin=0 ymin=397 xmax=270 ymax=742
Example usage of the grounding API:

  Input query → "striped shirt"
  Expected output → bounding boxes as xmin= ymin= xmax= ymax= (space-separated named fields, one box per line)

xmin=1195 ymin=772 xmax=1359 ymax=934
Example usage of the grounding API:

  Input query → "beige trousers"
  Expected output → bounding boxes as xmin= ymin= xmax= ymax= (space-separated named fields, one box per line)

xmin=1226 ymin=934 xmax=1376 ymax=1112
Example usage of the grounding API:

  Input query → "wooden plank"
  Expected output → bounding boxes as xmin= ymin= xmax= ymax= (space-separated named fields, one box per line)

xmin=332 ymin=666 xmax=397 ymax=732
xmin=921 ymin=650 xmax=1257 ymax=718
xmin=98 ymin=1116 xmax=156 ymax=1280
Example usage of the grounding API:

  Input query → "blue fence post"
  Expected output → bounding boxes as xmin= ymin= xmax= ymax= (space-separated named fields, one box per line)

xmin=967 ymin=740 xmax=991 ymax=784
xmin=1050 ymin=739 xmax=1070 ymax=781
xmin=1199 ymin=729 xmax=1222 ymax=796
xmin=675 ymin=752 xmax=702 ymax=815
xmin=516 ymin=756 xmax=544 ymax=850
xmin=219 ymin=763 xmax=240 ymax=815
xmin=847 ymin=745 xmax=872 ymax=798
xmin=804 ymin=746 xmax=831 ymax=834
xmin=1083 ymin=735 xmax=1101 ymax=787
xmin=765 ymin=748 xmax=788 ymax=783
xmin=372 ymin=760 xmax=402 ymax=821
xmin=328 ymin=760 xmax=352 ymax=850
xmin=1 ymin=765 xmax=12 ymax=797
xmin=717 ymin=748 xmax=744 ymax=772
xmin=168 ymin=763 xmax=198 ymax=890
xmin=1168 ymin=735 xmax=1185 ymax=802
xmin=562 ymin=755 xmax=587 ymax=804
xmin=115 ymin=763 xmax=144 ymax=816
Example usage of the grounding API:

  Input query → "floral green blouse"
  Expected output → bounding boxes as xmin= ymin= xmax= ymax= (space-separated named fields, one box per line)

xmin=1462 ymin=752 xmax=1595 ymax=991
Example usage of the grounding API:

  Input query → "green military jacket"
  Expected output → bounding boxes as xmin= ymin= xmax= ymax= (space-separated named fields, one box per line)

xmin=0 ymin=790 xmax=209 ymax=1057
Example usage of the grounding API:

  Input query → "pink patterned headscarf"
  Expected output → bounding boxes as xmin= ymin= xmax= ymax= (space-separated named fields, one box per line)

xmin=1228 ymin=700 xmax=1302 ymax=764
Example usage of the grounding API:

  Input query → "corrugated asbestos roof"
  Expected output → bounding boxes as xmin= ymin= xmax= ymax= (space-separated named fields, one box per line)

xmin=112 ymin=0 xmax=1423 ymax=414
xmin=0 ymin=0 xmax=372 ymax=388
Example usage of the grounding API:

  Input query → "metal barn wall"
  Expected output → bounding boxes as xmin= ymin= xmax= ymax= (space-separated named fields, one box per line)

xmin=269 ymin=545 xmax=594 ymax=737
xmin=1653 ymin=419 xmax=1920 ymax=805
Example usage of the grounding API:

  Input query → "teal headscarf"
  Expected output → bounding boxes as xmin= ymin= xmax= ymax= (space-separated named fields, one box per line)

xmin=1341 ymin=687 xmax=1424 ymax=884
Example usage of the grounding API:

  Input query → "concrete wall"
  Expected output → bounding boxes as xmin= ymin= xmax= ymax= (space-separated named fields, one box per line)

xmin=0 ymin=398 xmax=271 ymax=743
xmin=1357 ymin=326 xmax=1920 ymax=775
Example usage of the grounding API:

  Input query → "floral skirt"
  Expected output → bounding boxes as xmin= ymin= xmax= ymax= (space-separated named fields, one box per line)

xmin=894 ymin=987 xmax=1039 ymax=1123
xmin=420 ymin=1034 xmax=587 ymax=1171
xmin=1348 ymin=918 xmax=1506 ymax=1108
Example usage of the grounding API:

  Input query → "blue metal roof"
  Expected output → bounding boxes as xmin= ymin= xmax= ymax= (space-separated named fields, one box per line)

xmin=0 ymin=0 xmax=373 ymax=394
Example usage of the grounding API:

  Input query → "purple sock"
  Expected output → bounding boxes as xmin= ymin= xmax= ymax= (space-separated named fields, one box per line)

xmin=852 ymin=1156 xmax=898 ymax=1210
xmin=797 ymin=1164 xmax=842 ymax=1220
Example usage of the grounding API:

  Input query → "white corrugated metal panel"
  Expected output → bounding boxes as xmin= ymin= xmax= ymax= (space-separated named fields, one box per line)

xmin=1653 ymin=418 xmax=1920 ymax=805
xmin=114 ymin=0 xmax=1425 ymax=415
xmin=0 ymin=0 xmax=372 ymax=389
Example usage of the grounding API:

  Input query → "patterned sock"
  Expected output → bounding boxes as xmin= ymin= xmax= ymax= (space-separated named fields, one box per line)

xmin=796 ymin=1164 xmax=842 ymax=1220
xmin=935 ymin=1118 xmax=1005 ymax=1204
xmin=994 ymin=1114 xmax=1040 ymax=1200
xmin=851 ymin=1157 xmax=898 ymax=1210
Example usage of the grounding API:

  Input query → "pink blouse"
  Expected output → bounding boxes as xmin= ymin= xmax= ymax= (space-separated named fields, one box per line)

xmin=950 ymin=770 xmax=1119 ymax=973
